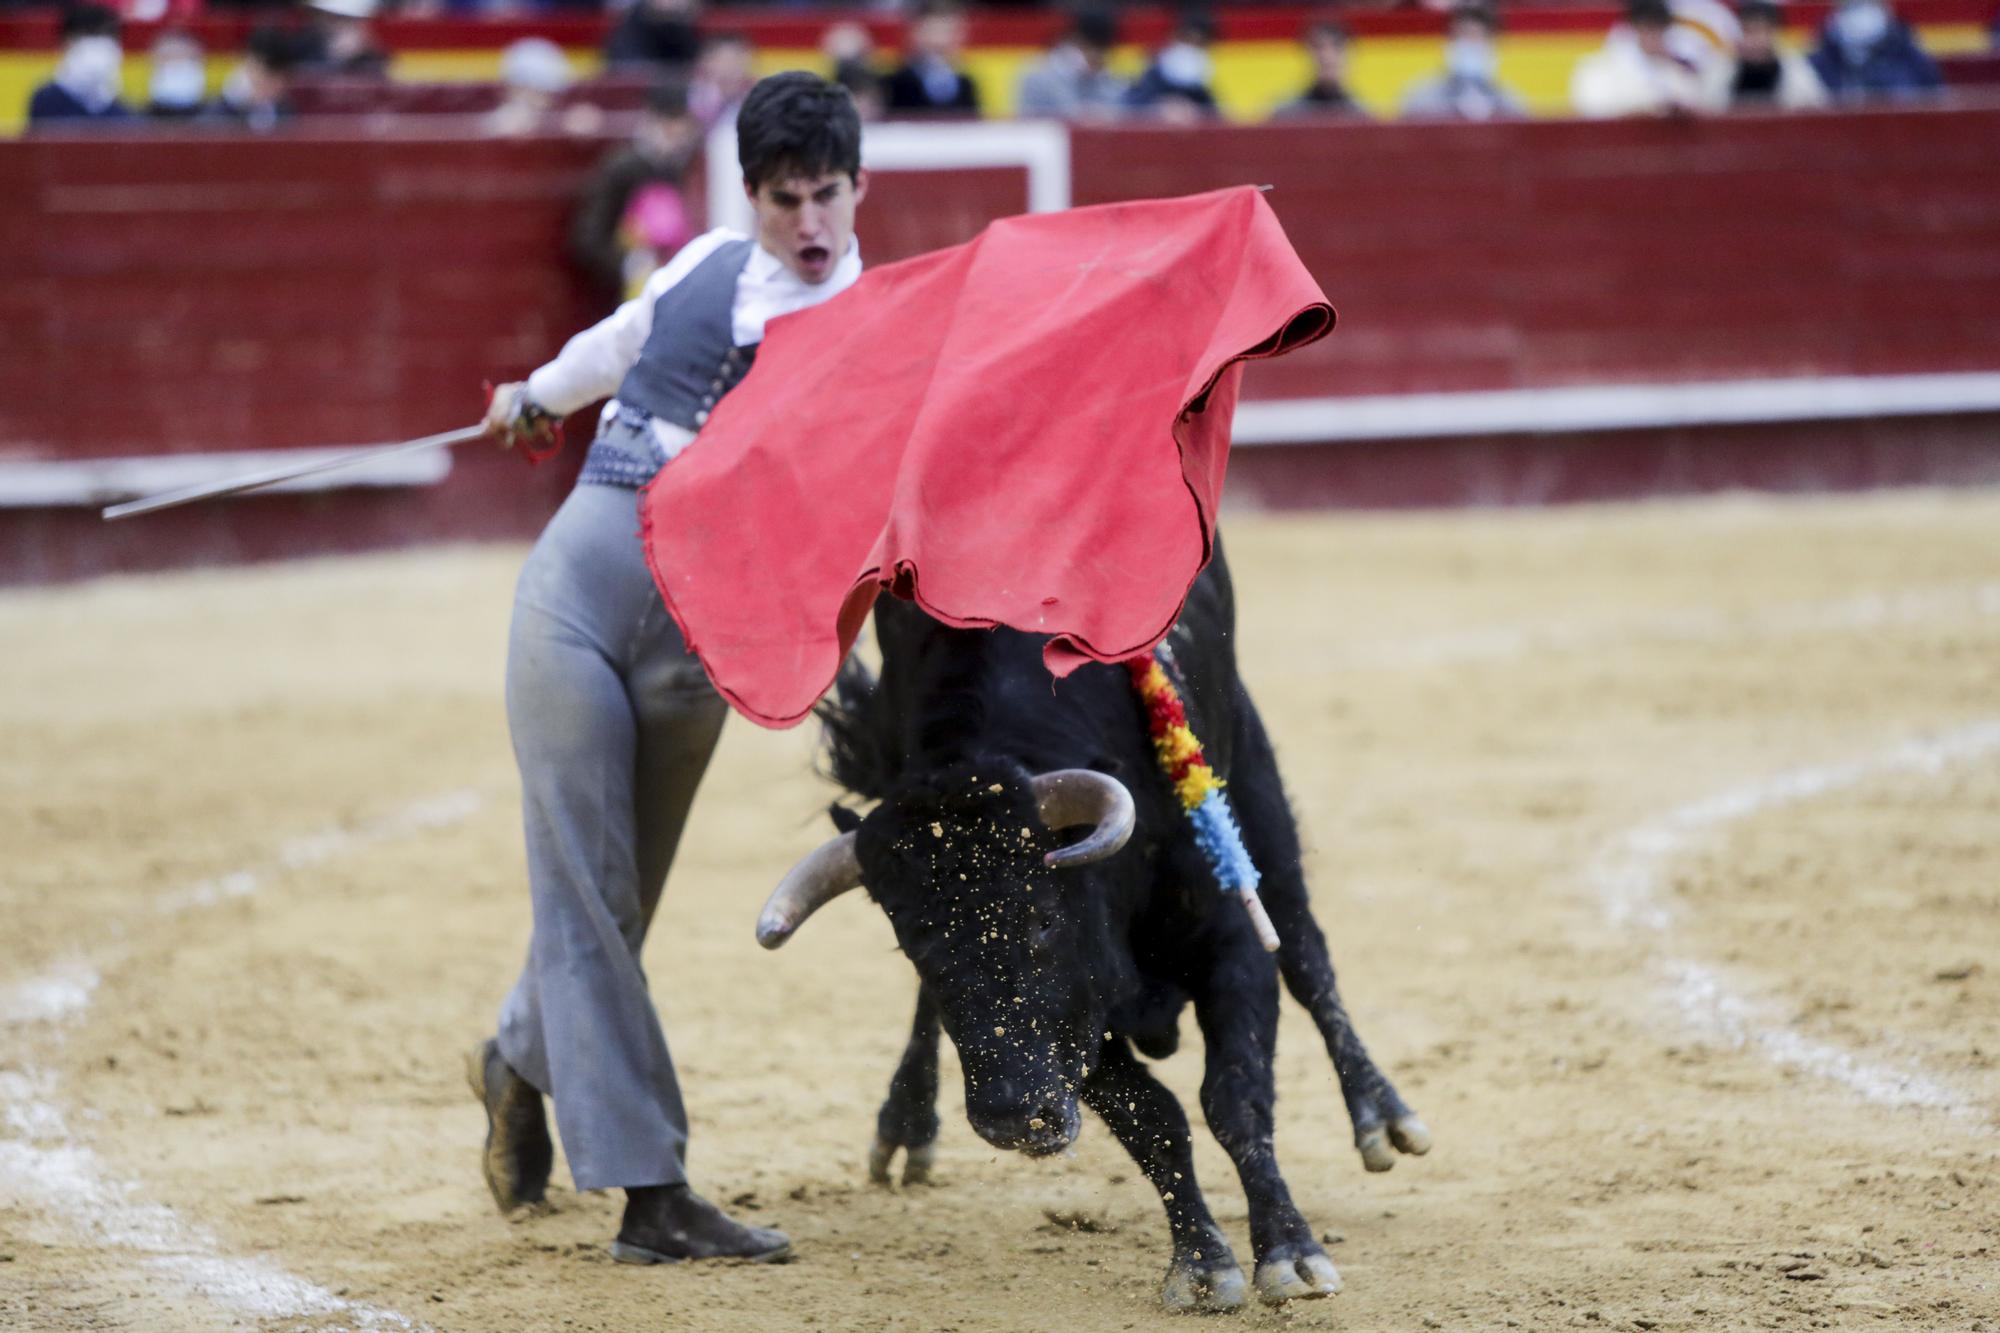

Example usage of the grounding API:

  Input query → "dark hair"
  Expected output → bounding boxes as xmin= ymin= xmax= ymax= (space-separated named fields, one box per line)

xmin=1450 ymin=1 xmax=1501 ymax=32
xmin=913 ymin=0 xmax=965 ymax=20
xmin=1304 ymin=17 xmax=1350 ymax=45
xmin=645 ymin=74 xmax=690 ymax=118
xmin=1175 ymin=8 xmax=1219 ymax=43
xmin=1736 ymin=0 xmax=1783 ymax=23
xmin=833 ymin=56 xmax=882 ymax=99
xmin=735 ymin=71 xmax=862 ymax=188
xmin=60 ymin=3 xmax=120 ymax=42
xmin=1071 ymin=7 xmax=1119 ymax=51
xmin=245 ymin=23 xmax=302 ymax=71
xmin=1625 ymin=0 xmax=1673 ymax=26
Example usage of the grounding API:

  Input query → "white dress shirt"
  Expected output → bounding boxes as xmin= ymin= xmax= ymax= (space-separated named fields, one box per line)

xmin=525 ymin=227 xmax=864 ymax=423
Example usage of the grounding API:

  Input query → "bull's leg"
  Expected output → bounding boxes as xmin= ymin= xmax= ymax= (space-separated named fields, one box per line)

xmin=869 ymin=985 xmax=941 ymax=1187
xmin=1080 ymin=1040 xmax=1247 ymax=1313
xmin=1191 ymin=969 xmax=1342 ymax=1305
xmin=1230 ymin=687 xmax=1431 ymax=1172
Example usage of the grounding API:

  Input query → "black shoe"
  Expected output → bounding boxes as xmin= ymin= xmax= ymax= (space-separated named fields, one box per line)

xmin=611 ymin=1184 xmax=793 ymax=1264
xmin=464 ymin=1038 xmax=553 ymax=1213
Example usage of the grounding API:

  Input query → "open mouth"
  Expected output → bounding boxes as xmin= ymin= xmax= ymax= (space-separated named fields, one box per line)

xmin=798 ymin=244 xmax=831 ymax=269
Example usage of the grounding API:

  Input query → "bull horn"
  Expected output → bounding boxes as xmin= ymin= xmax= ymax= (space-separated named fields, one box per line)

xmin=757 ymin=832 xmax=862 ymax=949
xmin=1032 ymin=769 xmax=1137 ymax=868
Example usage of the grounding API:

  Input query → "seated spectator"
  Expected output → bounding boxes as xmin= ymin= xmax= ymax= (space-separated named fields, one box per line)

xmin=486 ymin=37 xmax=575 ymax=137
xmin=886 ymin=0 xmax=982 ymax=116
xmin=1571 ymin=0 xmax=1730 ymax=117
xmin=823 ymin=22 xmax=887 ymax=122
xmin=213 ymin=25 xmax=300 ymax=132
xmin=1730 ymin=0 xmax=1828 ymax=107
xmin=1401 ymin=3 xmax=1524 ymax=120
xmin=1271 ymin=18 xmax=1367 ymax=120
xmin=821 ymin=20 xmax=875 ymax=71
xmin=1809 ymin=0 xmax=1941 ymax=100
xmin=27 ymin=4 xmax=134 ymax=129
xmin=1127 ymin=9 xmax=1221 ymax=122
xmin=689 ymin=32 xmax=756 ymax=130
xmin=147 ymin=30 xmax=210 ymax=120
xmin=570 ymin=80 xmax=701 ymax=304
xmin=296 ymin=0 xmax=388 ymax=80
xmin=1016 ymin=8 xmax=1127 ymax=121
xmin=835 ymin=57 xmax=888 ymax=122
xmin=605 ymin=0 xmax=703 ymax=77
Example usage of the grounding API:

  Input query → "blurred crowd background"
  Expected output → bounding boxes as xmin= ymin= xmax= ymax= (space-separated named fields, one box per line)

xmin=13 ymin=0 xmax=1997 ymax=134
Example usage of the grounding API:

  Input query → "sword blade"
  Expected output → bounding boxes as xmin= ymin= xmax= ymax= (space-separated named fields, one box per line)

xmin=100 ymin=424 xmax=491 ymax=522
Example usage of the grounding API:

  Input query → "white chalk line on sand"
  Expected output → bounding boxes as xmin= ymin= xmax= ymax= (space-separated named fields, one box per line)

xmin=0 ymin=789 xmax=484 ymax=1331
xmin=1586 ymin=722 xmax=2000 ymax=1116
xmin=5 ymin=577 xmax=1994 ymax=1324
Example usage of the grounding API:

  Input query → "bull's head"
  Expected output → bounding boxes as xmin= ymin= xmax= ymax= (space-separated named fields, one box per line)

xmin=759 ymin=760 xmax=1135 ymax=1157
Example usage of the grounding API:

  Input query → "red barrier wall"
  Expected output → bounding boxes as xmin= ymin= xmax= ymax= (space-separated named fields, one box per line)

xmin=0 ymin=130 xmax=1025 ymax=456
xmin=5 ymin=107 xmax=1999 ymax=582
xmin=0 ymin=129 xmax=1029 ymax=581
xmin=1073 ymin=107 xmax=2000 ymax=402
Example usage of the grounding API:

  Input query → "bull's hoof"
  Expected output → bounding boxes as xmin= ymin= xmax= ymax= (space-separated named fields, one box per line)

xmin=867 ymin=1137 xmax=936 ymax=1187
xmin=1355 ymin=1113 xmax=1432 ymax=1172
xmin=1161 ymin=1230 xmax=1247 ymax=1313
xmin=1253 ymin=1246 xmax=1342 ymax=1303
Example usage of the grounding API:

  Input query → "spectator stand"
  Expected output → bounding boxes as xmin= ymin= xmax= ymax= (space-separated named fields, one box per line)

xmin=3 ymin=2 xmax=1998 ymax=133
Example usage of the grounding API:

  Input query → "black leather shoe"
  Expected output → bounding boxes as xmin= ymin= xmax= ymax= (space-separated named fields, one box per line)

xmin=464 ymin=1038 xmax=553 ymax=1213
xmin=612 ymin=1184 xmax=793 ymax=1264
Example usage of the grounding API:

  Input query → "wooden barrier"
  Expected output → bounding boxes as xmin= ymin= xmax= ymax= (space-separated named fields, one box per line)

xmin=3 ymin=106 xmax=1998 ymax=581
xmin=1072 ymin=108 xmax=2000 ymax=400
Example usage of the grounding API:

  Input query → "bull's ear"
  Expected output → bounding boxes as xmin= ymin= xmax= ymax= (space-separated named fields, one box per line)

xmin=829 ymin=803 xmax=864 ymax=835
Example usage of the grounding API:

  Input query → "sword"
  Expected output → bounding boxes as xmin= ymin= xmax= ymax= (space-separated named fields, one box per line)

xmin=100 ymin=423 xmax=492 ymax=522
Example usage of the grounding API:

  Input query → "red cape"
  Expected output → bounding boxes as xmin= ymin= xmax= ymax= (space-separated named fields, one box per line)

xmin=640 ymin=186 xmax=1333 ymax=728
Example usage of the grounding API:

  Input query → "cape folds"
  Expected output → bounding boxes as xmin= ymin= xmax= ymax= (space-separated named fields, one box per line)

xmin=640 ymin=186 xmax=1334 ymax=728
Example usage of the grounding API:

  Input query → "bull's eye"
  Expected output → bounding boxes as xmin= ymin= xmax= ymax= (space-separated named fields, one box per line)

xmin=1030 ymin=915 xmax=1062 ymax=953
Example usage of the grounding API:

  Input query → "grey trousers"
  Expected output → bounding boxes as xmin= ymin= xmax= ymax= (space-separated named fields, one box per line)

xmin=496 ymin=481 xmax=727 ymax=1192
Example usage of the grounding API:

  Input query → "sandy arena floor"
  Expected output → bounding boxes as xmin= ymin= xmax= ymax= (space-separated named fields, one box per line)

xmin=2 ymin=489 xmax=1997 ymax=1332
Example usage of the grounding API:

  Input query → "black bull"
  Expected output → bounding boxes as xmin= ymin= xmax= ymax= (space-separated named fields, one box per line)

xmin=757 ymin=542 xmax=1430 ymax=1311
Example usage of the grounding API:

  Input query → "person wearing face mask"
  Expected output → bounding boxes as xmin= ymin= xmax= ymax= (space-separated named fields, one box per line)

xmin=1808 ymin=0 xmax=1940 ymax=100
xmin=1400 ymin=2 xmax=1525 ymax=121
xmin=1729 ymin=0 xmax=1827 ymax=108
xmin=1017 ymin=7 xmax=1128 ymax=122
xmin=146 ymin=30 xmax=209 ymax=120
xmin=296 ymin=0 xmax=389 ymax=80
xmin=1128 ymin=9 xmax=1220 ymax=121
xmin=1572 ymin=0 xmax=1730 ymax=117
xmin=27 ymin=4 xmax=134 ymax=129
xmin=1270 ymin=18 xmax=1367 ymax=120
xmin=885 ymin=0 xmax=982 ymax=116
xmin=212 ymin=27 xmax=300 ymax=133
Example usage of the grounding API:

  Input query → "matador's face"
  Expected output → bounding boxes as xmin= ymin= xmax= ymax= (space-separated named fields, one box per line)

xmin=746 ymin=169 xmax=869 ymax=286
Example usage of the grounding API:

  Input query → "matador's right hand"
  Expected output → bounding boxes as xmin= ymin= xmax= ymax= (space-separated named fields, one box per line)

xmin=484 ymin=382 xmax=561 ymax=459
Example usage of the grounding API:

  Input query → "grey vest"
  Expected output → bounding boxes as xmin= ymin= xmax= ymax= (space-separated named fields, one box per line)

xmin=577 ymin=239 xmax=760 ymax=489
xmin=615 ymin=238 xmax=758 ymax=430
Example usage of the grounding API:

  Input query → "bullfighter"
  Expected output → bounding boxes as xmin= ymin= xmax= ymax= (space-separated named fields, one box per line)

xmin=471 ymin=70 xmax=867 ymax=1265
